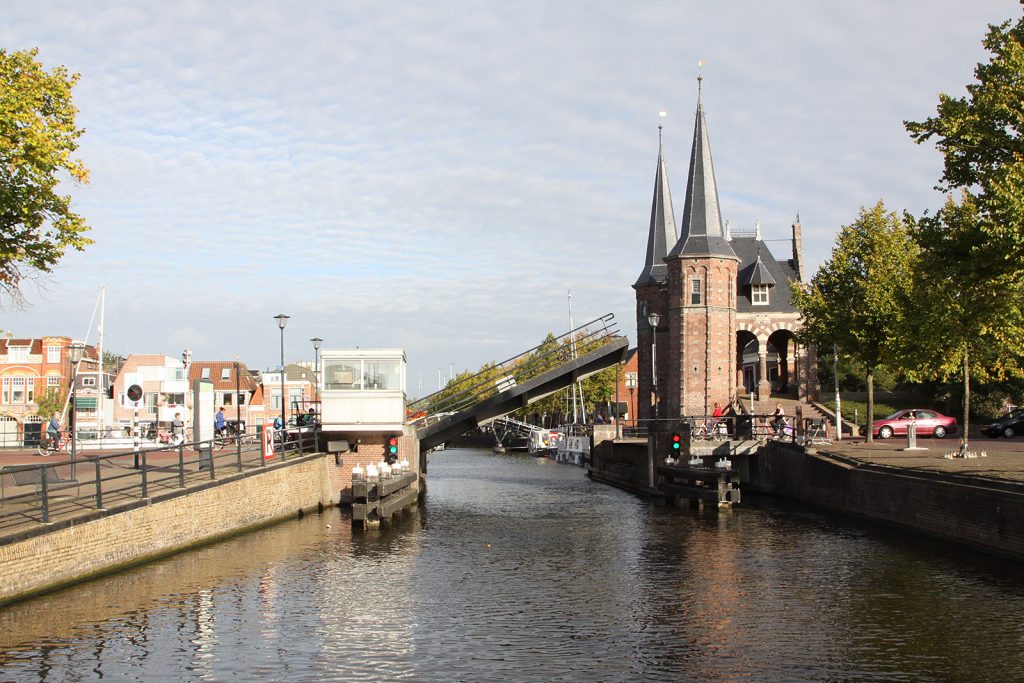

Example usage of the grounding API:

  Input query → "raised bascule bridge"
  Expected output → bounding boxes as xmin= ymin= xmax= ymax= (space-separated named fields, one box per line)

xmin=406 ymin=313 xmax=629 ymax=458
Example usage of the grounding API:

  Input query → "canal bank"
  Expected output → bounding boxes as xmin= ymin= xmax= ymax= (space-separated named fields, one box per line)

xmin=590 ymin=434 xmax=1024 ymax=562
xmin=0 ymin=453 xmax=334 ymax=606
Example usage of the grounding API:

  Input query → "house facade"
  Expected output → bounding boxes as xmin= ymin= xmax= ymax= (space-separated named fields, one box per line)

xmin=188 ymin=361 xmax=258 ymax=428
xmin=0 ymin=336 xmax=107 ymax=442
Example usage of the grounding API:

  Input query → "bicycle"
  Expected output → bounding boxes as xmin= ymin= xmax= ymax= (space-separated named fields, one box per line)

xmin=38 ymin=430 xmax=71 ymax=457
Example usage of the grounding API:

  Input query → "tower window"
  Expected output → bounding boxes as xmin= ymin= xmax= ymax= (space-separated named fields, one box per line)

xmin=752 ymin=284 xmax=770 ymax=305
xmin=690 ymin=279 xmax=702 ymax=305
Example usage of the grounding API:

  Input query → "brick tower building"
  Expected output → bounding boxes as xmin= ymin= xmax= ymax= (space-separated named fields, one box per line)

xmin=634 ymin=79 xmax=817 ymax=422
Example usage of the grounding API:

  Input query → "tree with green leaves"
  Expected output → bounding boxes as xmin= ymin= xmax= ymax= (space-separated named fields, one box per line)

xmin=791 ymin=201 xmax=919 ymax=441
xmin=1 ymin=48 xmax=92 ymax=305
xmin=904 ymin=194 xmax=1024 ymax=452
xmin=904 ymin=16 xmax=1024 ymax=451
xmin=905 ymin=16 xmax=1024 ymax=277
xmin=34 ymin=386 xmax=66 ymax=420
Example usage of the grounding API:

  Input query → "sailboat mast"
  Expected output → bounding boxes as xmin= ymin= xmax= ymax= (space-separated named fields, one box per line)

xmin=98 ymin=287 xmax=105 ymax=434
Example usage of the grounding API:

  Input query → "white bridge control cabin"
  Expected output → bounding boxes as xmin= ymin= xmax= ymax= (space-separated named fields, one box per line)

xmin=319 ymin=348 xmax=406 ymax=431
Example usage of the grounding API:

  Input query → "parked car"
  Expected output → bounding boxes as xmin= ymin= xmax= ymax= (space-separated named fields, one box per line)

xmin=861 ymin=409 xmax=957 ymax=439
xmin=982 ymin=408 xmax=1024 ymax=438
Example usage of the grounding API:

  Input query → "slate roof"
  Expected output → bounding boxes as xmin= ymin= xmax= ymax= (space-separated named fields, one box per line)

xmin=666 ymin=88 xmax=738 ymax=261
xmin=635 ymin=126 xmax=678 ymax=287
xmin=731 ymin=236 xmax=800 ymax=314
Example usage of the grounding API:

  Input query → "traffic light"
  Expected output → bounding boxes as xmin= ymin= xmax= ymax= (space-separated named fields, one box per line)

xmin=386 ymin=436 xmax=399 ymax=463
xmin=671 ymin=432 xmax=682 ymax=454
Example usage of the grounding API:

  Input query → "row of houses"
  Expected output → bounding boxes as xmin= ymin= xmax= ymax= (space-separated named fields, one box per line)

xmin=0 ymin=336 xmax=319 ymax=443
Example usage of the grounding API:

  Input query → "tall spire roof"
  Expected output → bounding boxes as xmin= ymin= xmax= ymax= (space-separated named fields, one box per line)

xmin=666 ymin=78 xmax=738 ymax=261
xmin=635 ymin=118 xmax=678 ymax=287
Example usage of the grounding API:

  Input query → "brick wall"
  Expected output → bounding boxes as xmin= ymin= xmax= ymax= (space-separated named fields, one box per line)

xmin=0 ymin=456 xmax=333 ymax=606
xmin=321 ymin=427 xmax=420 ymax=505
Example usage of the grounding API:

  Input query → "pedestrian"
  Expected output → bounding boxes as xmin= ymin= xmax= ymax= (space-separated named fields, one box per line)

xmin=771 ymin=402 xmax=786 ymax=433
xmin=215 ymin=406 xmax=226 ymax=436
xmin=171 ymin=412 xmax=184 ymax=444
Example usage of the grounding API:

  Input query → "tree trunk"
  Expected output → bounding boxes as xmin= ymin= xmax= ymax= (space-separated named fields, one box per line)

xmin=866 ymin=369 xmax=874 ymax=444
xmin=962 ymin=345 xmax=970 ymax=454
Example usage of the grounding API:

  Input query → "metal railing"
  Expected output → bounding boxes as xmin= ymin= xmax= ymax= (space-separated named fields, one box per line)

xmin=406 ymin=313 xmax=621 ymax=425
xmin=620 ymin=414 xmax=819 ymax=445
xmin=0 ymin=428 xmax=321 ymax=535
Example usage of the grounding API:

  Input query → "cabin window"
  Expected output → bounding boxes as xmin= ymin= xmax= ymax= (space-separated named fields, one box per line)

xmin=323 ymin=358 xmax=402 ymax=391
xmin=690 ymin=279 xmax=702 ymax=305
xmin=752 ymin=284 xmax=770 ymax=305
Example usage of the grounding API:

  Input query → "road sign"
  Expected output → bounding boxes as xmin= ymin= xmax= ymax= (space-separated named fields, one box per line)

xmin=127 ymin=384 xmax=142 ymax=402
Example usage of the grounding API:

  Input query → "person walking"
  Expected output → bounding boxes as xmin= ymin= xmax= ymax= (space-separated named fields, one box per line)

xmin=771 ymin=402 xmax=787 ymax=434
xmin=171 ymin=412 xmax=185 ymax=445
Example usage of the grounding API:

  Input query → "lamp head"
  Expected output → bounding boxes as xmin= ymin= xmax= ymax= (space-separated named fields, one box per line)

xmin=311 ymin=337 xmax=322 ymax=350
xmin=274 ymin=314 xmax=290 ymax=330
xmin=68 ymin=341 xmax=86 ymax=364
xmin=648 ymin=312 xmax=661 ymax=329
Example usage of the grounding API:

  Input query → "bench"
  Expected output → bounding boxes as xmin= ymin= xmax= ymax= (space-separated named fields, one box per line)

xmin=8 ymin=467 xmax=81 ymax=498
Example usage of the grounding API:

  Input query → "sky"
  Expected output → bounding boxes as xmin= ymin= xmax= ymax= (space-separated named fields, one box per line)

xmin=2 ymin=1 xmax=1018 ymax=397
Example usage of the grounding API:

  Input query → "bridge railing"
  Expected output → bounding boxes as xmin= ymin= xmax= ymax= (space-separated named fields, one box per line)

xmin=406 ymin=313 xmax=621 ymax=425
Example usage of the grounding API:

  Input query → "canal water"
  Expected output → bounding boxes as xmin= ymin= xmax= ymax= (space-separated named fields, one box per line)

xmin=2 ymin=448 xmax=1023 ymax=682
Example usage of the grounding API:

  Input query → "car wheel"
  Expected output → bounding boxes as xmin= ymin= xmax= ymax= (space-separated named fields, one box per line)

xmin=934 ymin=426 xmax=947 ymax=438
xmin=1004 ymin=426 xmax=1015 ymax=439
xmin=879 ymin=426 xmax=893 ymax=439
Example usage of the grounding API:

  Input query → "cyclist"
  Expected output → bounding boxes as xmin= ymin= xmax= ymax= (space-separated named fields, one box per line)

xmin=214 ymin=407 xmax=227 ymax=437
xmin=45 ymin=413 xmax=61 ymax=448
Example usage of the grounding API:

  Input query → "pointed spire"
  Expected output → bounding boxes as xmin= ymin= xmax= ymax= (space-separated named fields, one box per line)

xmin=754 ymin=218 xmax=761 ymax=241
xmin=635 ymin=113 xmax=678 ymax=287
xmin=667 ymin=73 xmax=738 ymax=261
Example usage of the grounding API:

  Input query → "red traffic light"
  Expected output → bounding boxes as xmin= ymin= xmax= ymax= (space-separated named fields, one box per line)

xmin=388 ymin=437 xmax=399 ymax=455
xmin=671 ymin=433 xmax=681 ymax=449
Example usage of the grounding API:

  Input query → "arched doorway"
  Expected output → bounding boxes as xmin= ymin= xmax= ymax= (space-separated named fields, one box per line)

xmin=767 ymin=329 xmax=798 ymax=396
xmin=735 ymin=330 xmax=758 ymax=396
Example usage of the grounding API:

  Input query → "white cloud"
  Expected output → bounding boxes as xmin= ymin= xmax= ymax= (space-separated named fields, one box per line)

xmin=2 ymin=0 xmax=1016 ymax=391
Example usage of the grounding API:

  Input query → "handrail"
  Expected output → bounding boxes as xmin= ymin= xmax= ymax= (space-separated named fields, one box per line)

xmin=0 ymin=427 xmax=321 ymax=536
xmin=407 ymin=313 xmax=620 ymax=425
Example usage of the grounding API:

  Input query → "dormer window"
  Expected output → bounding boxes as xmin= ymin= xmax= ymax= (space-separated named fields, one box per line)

xmin=752 ymin=284 xmax=770 ymax=305
xmin=201 ymin=367 xmax=211 ymax=379
xmin=221 ymin=367 xmax=231 ymax=380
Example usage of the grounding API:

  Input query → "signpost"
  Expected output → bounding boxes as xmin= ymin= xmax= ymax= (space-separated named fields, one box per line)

xmin=193 ymin=379 xmax=214 ymax=470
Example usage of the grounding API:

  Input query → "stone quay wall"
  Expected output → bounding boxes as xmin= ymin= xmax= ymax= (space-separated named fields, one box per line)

xmin=0 ymin=455 xmax=333 ymax=607
xmin=591 ymin=436 xmax=1024 ymax=561
xmin=750 ymin=443 xmax=1024 ymax=561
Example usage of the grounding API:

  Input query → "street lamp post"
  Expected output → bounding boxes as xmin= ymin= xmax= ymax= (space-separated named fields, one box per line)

xmin=311 ymin=337 xmax=323 ymax=405
xmin=182 ymin=348 xmax=192 ymax=442
xmin=648 ymin=312 xmax=660 ymax=420
xmin=275 ymin=315 xmax=290 ymax=436
xmin=625 ymin=371 xmax=638 ymax=428
xmin=67 ymin=341 xmax=86 ymax=479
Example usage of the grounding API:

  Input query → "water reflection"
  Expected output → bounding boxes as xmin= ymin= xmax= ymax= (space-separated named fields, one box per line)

xmin=1 ymin=448 xmax=1023 ymax=681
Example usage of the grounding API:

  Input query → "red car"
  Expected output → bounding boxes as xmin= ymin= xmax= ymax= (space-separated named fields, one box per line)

xmin=864 ymin=409 xmax=958 ymax=439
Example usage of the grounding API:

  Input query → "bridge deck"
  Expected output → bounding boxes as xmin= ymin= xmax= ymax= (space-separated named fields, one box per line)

xmin=415 ymin=336 xmax=628 ymax=453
